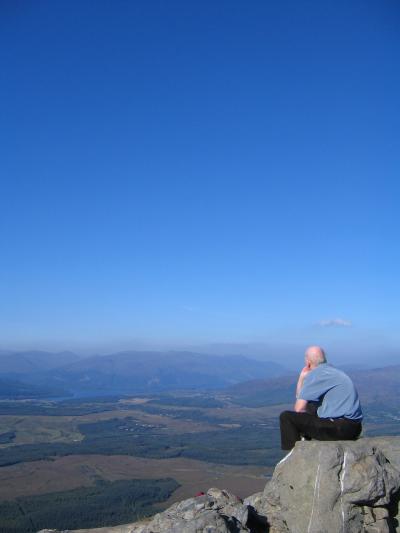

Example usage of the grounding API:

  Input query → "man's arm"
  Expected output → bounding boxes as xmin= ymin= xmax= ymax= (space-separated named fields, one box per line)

xmin=294 ymin=365 xmax=312 ymax=412
xmin=296 ymin=365 xmax=311 ymax=399
xmin=294 ymin=398 xmax=309 ymax=412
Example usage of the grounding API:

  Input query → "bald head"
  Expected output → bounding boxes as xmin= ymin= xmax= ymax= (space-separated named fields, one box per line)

xmin=305 ymin=346 xmax=327 ymax=368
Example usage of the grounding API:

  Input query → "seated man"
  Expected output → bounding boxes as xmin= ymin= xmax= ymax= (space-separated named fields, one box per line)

xmin=279 ymin=346 xmax=362 ymax=450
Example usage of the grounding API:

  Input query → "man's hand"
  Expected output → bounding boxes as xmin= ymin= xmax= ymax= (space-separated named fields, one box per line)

xmin=299 ymin=365 xmax=312 ymax=379
xmin=295 ymin=365 xmax=312 ymax=402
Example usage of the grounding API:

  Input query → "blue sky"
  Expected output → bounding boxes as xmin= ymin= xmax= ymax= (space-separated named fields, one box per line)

xmin=1 ymin=1 xmax=399 ymax=361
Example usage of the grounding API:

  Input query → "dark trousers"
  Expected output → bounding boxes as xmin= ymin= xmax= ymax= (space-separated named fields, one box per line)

xmin=279 ymin=410 xmax=362 ymax=450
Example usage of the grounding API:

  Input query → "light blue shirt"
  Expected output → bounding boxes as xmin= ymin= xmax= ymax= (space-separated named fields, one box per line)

xmin=299 ymin=363 xmax=363 ymax=421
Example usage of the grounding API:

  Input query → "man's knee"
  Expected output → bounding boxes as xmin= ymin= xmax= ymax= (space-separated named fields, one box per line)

xmin=280 ymin=410 xmax=292 ymax=424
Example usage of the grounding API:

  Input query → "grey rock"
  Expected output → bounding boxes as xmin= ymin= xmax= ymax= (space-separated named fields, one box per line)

xmin=142 ymin=487 xmax=249 ymax=533
xmin=244 ymin=492 xmax=266 ymax=523
xmin=247 ymin=438 xmax=400 ymax=533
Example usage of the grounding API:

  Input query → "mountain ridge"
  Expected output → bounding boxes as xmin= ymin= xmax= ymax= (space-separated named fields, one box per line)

xmin=0 ymin=350 xmax=288 ymax=398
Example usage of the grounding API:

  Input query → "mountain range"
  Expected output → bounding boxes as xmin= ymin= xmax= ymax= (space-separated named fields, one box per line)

xmin=0 ymin=350 xmax=287 ymax=398
xmin=2 ymin=350 xmax=399 ymax=404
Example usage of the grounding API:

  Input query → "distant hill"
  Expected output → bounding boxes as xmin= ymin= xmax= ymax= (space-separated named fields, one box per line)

xmin=0 ymin=377 xmax=71 ymax=399
xmin=43 ymin=350 xmax=288 ymax=395
xmin=227 ymin=364 xmax=400 ymax=407
xmin=0 ymin=351 xmax=82 ymax=376
xmin=351 ymin=365 xmax=400 ymax=407
xmin=227 ymin=373 xmax=297 ymax=406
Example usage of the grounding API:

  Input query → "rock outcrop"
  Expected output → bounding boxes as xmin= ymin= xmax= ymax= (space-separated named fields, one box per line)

xmin=39 ymin=437 xmax=400 ymax=533
xmin=247 ymin=437 xmax=400 ymax=533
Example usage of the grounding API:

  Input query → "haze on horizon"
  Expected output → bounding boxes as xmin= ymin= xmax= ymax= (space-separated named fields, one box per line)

xmin=1 ymin=1 xmax=399 ymax=367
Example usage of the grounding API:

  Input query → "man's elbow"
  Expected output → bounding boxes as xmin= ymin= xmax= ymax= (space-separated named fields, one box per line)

xmin=294 ymin=399 xmax=308 ymax=413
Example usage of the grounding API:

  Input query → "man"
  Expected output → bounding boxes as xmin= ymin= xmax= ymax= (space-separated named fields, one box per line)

xmin=279 ymin=346 xmax=362 ymax=450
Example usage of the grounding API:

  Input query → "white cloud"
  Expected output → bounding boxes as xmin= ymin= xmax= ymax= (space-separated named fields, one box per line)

xmin=317 ymin=318 xmax=352 ymax=328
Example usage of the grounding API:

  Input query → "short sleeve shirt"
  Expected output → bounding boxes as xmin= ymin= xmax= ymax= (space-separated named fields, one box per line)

xmin=299 ymin=363 xmax=363 ymax=420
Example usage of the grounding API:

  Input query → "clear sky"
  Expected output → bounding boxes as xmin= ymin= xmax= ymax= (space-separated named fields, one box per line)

xmin=1 ymin=1 xmax=399 ymax=361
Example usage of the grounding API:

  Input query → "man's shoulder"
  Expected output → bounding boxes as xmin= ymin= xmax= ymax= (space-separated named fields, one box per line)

xmin=316 ymin=364 xmax=357 ymax=388
xmin=326 ymin=365 xmax=353 ymax=380
xmin=310 ymin=363 xmax=332 ymax=376
xmin=303 ymin=364 xmax=327 ymax=384
xmin=309 ymin=364 xmax=348 ymax=381
xmin=315 ymin=363 xmax=344 ymax=375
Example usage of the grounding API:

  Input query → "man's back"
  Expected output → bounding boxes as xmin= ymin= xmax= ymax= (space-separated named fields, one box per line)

xmin=299 ymin=363 xmax=363 ymax=420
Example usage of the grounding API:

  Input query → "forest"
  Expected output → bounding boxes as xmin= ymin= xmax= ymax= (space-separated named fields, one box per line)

xmin=0 ymin=478 xmax=179 ymax=533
